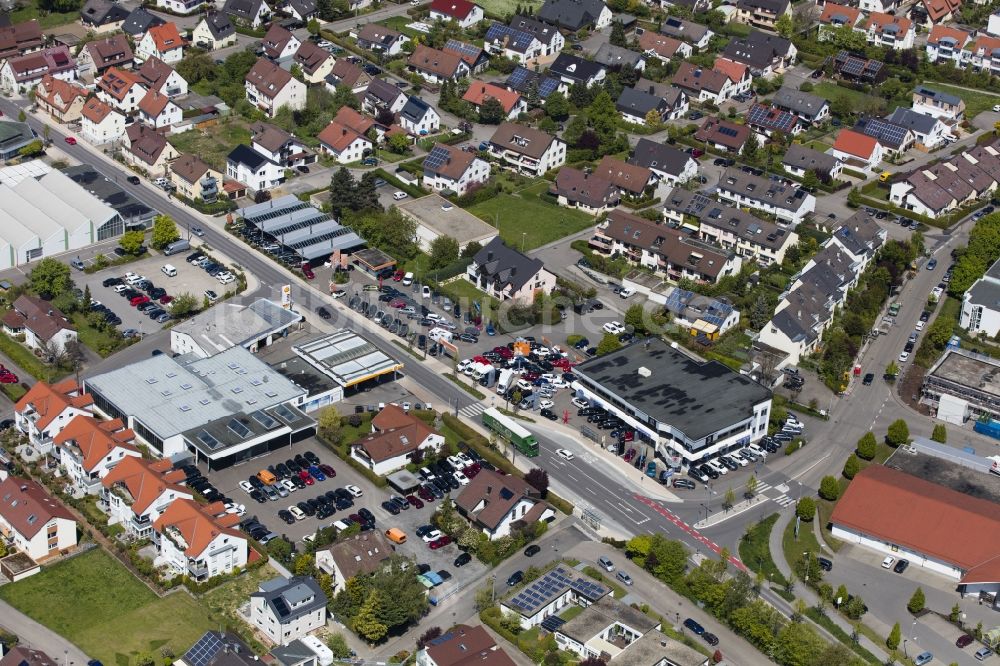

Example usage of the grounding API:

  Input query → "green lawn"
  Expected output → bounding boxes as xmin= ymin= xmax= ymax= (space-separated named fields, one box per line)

xmin=781 ymin=513 xmax=823 ymax=577
xmin=72 ymin=313 xmax=130 ymax=358
xmin=168 ymin=119 xmax=253 ymax=173
xmin=559 ymin=604 xmax=584 ymax=621
xmin=738 ymin=513 xmax=788 ymax=587
xmin=812 ymin=82 xmax=868 ymax=107
xmin=8 ymin=1 xmax=79 ymax=28
xmin=923 ymin=83 xmax=1000 ymax=120
xmin=381 ymin=15 xmax=422 ymax=38
xmin=468 ymin=181 xmax=595 ymax=251
xmin=0 ymin=330 xmax=57 ymax=382
xmin=438 ymin=277 xmax=498 ymax=312
xmin=0 ymin=550 xmax=213 ymax=666
xmin=477 ymin=0 xmax=542 ymax=17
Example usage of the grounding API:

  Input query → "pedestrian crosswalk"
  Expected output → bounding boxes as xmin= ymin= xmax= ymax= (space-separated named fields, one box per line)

xmin=457 ymin=403 xmax=485 ymax=420
xmin=754 ymin=481 xmax=797 ymax=508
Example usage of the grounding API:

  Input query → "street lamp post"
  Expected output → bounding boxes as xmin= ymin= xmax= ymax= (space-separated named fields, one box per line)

xmin=803 ymin=551 xmax=809 ymax=583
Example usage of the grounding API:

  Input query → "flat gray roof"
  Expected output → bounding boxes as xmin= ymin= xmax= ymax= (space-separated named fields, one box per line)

xmin=293 ymin=330 xmax=403 ymax=388
xmin=172 ymin=299 xmax=303 ymax=355
xmin=886 ymin=439 xmax=1000 ymax=505
xmin=271 ymin=354 xmax=340 ymax=397
xmin=929 ymin=349 xmax=1000 ymax=400
xmin=397 ymin=194 xmax=498 ymax=245
xmin=86 ymin=345 xmax=305 ymax=439
xmin=614 ymin=631 xmax=708 ymax=666
xmin=574 ymin=338 xmax=771 ymax=441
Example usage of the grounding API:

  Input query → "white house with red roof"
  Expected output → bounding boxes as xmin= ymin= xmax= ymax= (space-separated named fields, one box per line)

xmin=54 ymin=415 xmax=140 ymax=495
xmin=138 ymin=90 xmax=181 ymax=128
xmin=136 ymin=56 xmax=188 ymax=97
xmin=0 ymin=476 xmax=77 ymax=562
xmin=831 ymin=128 xmax=884 ymax=171
xmin=925 ymin=25 xmax=972 ymax=67
xmin=14 ymin=380 xmax=93 ymax=450
xmin=429 ymin=0 xmax=484 ymax=28
xmin=317 ymin=108 xmax=374 ymax=163
xmin=34 ymin=74 xmax=89 ymax=123
xmin=81 ymin=96 xmax=126 ymax=145
xmin=0 ymin=46 xmax=77 ymax=94
xmin=136 ymin=22 xmax=187 ymax=64
xmin=350 ymin=405 xmax=445 ymax=476
xmin=97 ymin=66 xmax=148 ymax=114
xmin=462 ymin=81 xmax=526 ymax=120
xmin=153 ymin=499 xmax=248 ymax=581
xmin=863 ymin=12 xmax=914 ymax=50
xmin=101 ymin=456 xmax=193 ymax=538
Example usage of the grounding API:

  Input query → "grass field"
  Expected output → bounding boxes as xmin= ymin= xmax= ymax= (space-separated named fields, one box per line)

xmin=168 ymin=119 xmax=253 ymax=173
xmin=781 ymin=512 xmax=822 ymax=576
xmin=468 ymin=181 xmax=595 ymax=251
xmin=811 ymin=82 xmax=868 ymax=107
xmin=8 ymin=1 xmax=78 ymax=29
xmin=477 ymin=0 xmax=542 ymax=17
xmin=923 ymin=83 xmax=1000 ymax=120
xmin=0 ymin=550 xmax=213 ymax=666
xmin=738 ymin=513 xmax=789 ymax=587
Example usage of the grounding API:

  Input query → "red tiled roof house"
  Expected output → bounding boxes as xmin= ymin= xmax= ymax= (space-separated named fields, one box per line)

xmin=0 ymin=476 xmax=77 ymax=562
xmin=350 ymin=404 xmax=445 ymax=476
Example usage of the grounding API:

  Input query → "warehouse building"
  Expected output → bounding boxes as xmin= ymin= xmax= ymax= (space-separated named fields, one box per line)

xmin=571 ymin=338 xmax=771 ymax=467
xmin=84 ymin=346 xmax=315 ymax=469
xmin=170 ymin=298 xmax=303 ymax=358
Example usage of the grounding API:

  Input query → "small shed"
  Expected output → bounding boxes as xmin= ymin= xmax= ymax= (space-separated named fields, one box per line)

xmin=353 ymin=248 xmax=396 ymax=274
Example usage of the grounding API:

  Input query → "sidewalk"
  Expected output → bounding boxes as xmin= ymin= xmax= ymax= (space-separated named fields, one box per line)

xmin=0 ymin=599 xmax=90 ymax=663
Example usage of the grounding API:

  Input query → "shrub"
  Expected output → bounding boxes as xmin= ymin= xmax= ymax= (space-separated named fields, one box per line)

xmin=818 ymin=475 xmax=840 ymax=501
xmin=855 ymin=432 xmax=877 ymax=460
xmin=796 ymin=497 xmax=816 ymax=521
xmin=842 ymin=454 xmax=861 ymax=480
xmin=908 ymin=587 xmax=925 ymax=614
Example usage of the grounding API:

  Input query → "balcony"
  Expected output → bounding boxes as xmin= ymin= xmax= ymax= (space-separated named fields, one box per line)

xmin=188 ymin=561 xmax=209 ymax=579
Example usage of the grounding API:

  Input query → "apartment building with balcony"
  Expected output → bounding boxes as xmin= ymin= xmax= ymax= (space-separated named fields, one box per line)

xmin=54 ymin=415 xmax=140 ymax=495
xmin=245 ymin=57 xmax=306 ymax=117
xmin=0 ymin=476 xmax=77 ymax=562
xmin=171 ymin=154 xmax=222 ymax=203
xmin=251 ymin=576 xmax=328 ymax=645
xmin=863 ymin=13 xmax=914 ymax=50
xmin=14 ymin=380 xmax=94 ymax=452
xmin=733 ymin=0 xmax=789 ymax=30
xmin=101 ymin=456 xmax=192 ymax=538
xmin=912 ymin=86 xmax=965 ymax=121
xmin=715 ymin=168 xmax=816 ymax=225
xmin=487 ymin=122 xmax=565 ymax=177
xmin=925 ymin=25 xmax=972 ymax=67
xmin=153 ymin=498 xmax=248 ymax=581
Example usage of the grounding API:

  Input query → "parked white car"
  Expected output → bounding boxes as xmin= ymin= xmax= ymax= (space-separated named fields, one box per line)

xmin=603 ymin=321 xmax=626 ymax=335
xmin=289 ymin=505 xmax=306 ymax=521
xmin=345 ymin=484 xmax=363 ymax=498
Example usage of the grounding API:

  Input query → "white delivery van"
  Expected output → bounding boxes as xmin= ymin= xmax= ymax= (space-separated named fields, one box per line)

xmin=428 ymin=327 xmax=454 ymax=343
xmin=496 ymin=369 xmax=515 ymax=394
xmin=471 ymin=362 xmax=493 ymax=381
xmin=402 ymin=272 xmax=414 ymax=286
xmin=161 ymin=264 xmax=177 ymax=277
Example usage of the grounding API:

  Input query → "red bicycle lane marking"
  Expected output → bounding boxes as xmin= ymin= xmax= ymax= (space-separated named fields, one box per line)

xmin=635 ymin=494 xmax=748 ymax=572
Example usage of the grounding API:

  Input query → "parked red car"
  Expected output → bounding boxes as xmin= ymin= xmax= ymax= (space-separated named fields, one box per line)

xmin=159 ymin=295 xmax=174 ymax=305
xmin=406 ymin=495 xmax=424 ymax=509
xmin=301 ymin=263 xmax=315 ymax=280
xmin=298 ymin=469 xmax=314 ymax=485
xmin=390 ymin=298 xmax=406 ymax=308
xmin=318 ymin=463 xmax=336 ymax=477
xmin=0 ymin=367 xmax=18 ymax=384
xmin=64 ymin=136 xmax=77 ymax=145
xmin=429 ymin=535 xmax=452 ymax=550
xmin=463 ymin=463 xmax=481 ymax=478
xmin=392 ymin=270 xmax=405 ymax=281
xmin=417 ymin=486 xmax=434 ymax=501
xmin=130 ymin=295 xmax=150 ymax=306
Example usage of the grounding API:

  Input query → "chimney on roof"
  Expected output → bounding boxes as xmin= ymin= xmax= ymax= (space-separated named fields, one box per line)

xmin=487 ymin=251 xmax=493 ymax=261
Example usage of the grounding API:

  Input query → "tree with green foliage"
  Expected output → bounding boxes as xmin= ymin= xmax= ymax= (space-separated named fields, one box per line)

xmin=843 ymin=454 xmax=861 ymax=480
xmin=887 ymin=622 xmax=901 ymax=650
xmin=624 ymin=304 xmax=649 ymax=335
xmin=887 ymin=418 xmax=909 ymax=447
xmin=625 ymin=533 xmax=688 ymax=582
xmin=818 ymin=475 xmax=840 ymax=501
xmin=333 ymin=83 xmax=361 ymax=110
xmin=176 ymin=53 xmax=215 ymax=87
xmin=856 ymin=431 xmax=877 ymax=460
xmin=462 ymin=241 xmax=482 ymax=258
xmin=796 ymin=497 xmax=816 ymax=521
xmin=545 ymin=91 xmax=570 ymax=121
xmin=317 ymin=405 xmax=342 ymax=445
xmin=353 ymin=590 xmax=388 ymax=642
xmin=327 ymin=633 xmax=352 ymax=658
xmin=908 ymin=587 xmax=925 ymax=614
xmin=926 ymin=314 xmax=956 ymax=349
xmin=169 ymin=293 xmax=199 ymax=317
xmin=29 ymin=258 xmax=73 ymax=300
xmin=885 ymin=360 xmax=899 ymax=377
xmin=151 ymin=215 xmax=180 ymax=249
xmin=386 ymin=132 xmax=411 ymax=154
xmin=478 ymin=97 xmax=505 ymax=124
xmin=801 ymin=170 xmax=820 ymax=192
xmin=596 ymin=333 xmax=622 ymax=356
xmin=118 ymin=230 xmax=145 ymax=256
xmin=429 ymin=235 xmax=460 ymax=269
xmin=610 ymin=20 xmax=627 ymax=46
xmin=355 ymin=172 xmax=381 ymax=212
xmin=774 ymin=12 xmax=793 ymax=37
xmin=745 ymin=474 xmax=758 ymax=498
xmin=931 ymin=423 xmax=947 ymax=443
xmin=588 ymin=90 xmax=620 ymax=146
xmin=329 ymin=167 xmax=357 ymax=215
xmin=307 ymin=18 xmax=321 ymax=34
xmin=723 ymin=487 xmax=736 ymax=510
xmin=348 ymin=208 xmax=418 ymax=260
xmin=18 ymin=140 xmax=44 ymax=158
xmin=847 ymin=186 xmax=862 ymax=208
xmin=266 ymin=537 xmax=292 ymax=562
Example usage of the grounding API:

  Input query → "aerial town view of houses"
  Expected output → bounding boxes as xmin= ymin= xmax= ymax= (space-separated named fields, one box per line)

xmin=4 ymin=0 xmax=1000 ymax=663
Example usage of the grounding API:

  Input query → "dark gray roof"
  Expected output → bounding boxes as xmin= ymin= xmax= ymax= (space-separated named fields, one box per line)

xmin=628 ymin=138 xmax=692 ymax=177
xmin=781 ymin=143 xmax=839 ymax=176
xmin=509 ymin=15 xmax=561 ymax=46
xmin=736 ymin=0 xmax=788 ymax=14
xmin=914 ymin=86 xmax=961 ymax=107
xmin=400 ymin=96 xmax=433 ymax=123
xmin=287 ymin=0 xmax=316 ymax=17
xmin=832 ymin=210 xmax=884 ymax=258
xmin=616 ymin=87 xmax=664 ymax=118
xmin=224 ymin=0 xmax=266 ymax=21
xmin=771 ymin=306 xmax=818 ymax=343
xmin=203 ymin=12 xmax=235 ymax=39
xmin=772 ymin=87 xmax=827 ymax=119
xmin=228 ymin=144 xmax=270 ymax=170
xmin=80 ymin=0 xmax=129 ymax=26
xmin=594 ymin=43 xmax=643 ymax=68
xmin=366 ymin=77 xmax=404 ymax=106
xmin=472 ymin=237 xmax=547 ymax=294
xmin=885 ymin=107 xmax=939 ymax=135
xmin=722 ymin=30 xmax=792 ymax=70
xmin=659 ymin=16 xmax=710 ymax=43
xmin=574 ymin=338 xmax=771 ymax=441
xmin=798 ymin=244 xmax=853 ymax=297
xmin=122 ymin=7 xmax=164 ymax=36
xmin=538 ymin=0 xmax=606 ymax=30
xmin=182 ymin=631 xmax=258 ymax=666
xmin=967 ymin=278 xmax=1000 ymax=310
xmin=270 ymin=640 xmax=317 ymax=666
xmin=718 ymin=168 xmax=812 ymax=212
xmin=548 ymin=53 xmax=604 ymax=84
xmin=251 ymin=576 xmax=327 ymax=624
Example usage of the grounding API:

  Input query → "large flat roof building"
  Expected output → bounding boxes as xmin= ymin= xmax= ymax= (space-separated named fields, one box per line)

xmin=572 ymin=338 xmax=771 ymax=466
xmin=170 ymin=299 xmax=303 ymax=358
xmin=84 ymin=345 xmax=315 ymax=469
xmin=922 ymin=347 xmax=1000 ymax=424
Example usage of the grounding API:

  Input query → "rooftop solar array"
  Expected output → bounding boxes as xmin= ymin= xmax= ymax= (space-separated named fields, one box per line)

xmin=540 ymin=616 xmax=566 ymax=632
xmin=506 ymin=66 xmax=560 ymax=99
xmin=508 ymin=566 xmax=607 ymax=615
xmin=857 ymin=117 xmax=908 ymax=148
xmin=746 ymin=104 xmax=796 ymax=132
xmin=444 ymin=39 xmax=482 ymax=61
xmin=182 ymin=632 xmax=224 ymax=666
xmin=424 ymin=145 xmax=452 ymax=173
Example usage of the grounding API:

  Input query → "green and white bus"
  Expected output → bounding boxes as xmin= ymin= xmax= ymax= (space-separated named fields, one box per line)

xmin=482 ymin=407 xmax=539 ymax=457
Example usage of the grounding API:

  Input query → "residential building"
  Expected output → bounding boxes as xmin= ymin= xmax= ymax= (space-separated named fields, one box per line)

xmin=422 ymin=143 xmax=490 ymax=196
xmin=177 ymin=633 xmax=259 ymax=666
xmin=925 ymin=26 xmax=972 ymax=66
xmin=249 ymin=121 xmax=314 ymax=168
xmin=662 ymin=188 xmax=799 ymax=265
xmin=228 ymin=144 xmax=285 ymax=193
xmin=0 ymin=46 xmax=76 ymax=93
xmin=889 ymin=149 xmax=999 ymax=218
xmin=399 ymin=96 xmax=441 ymax=136
xmin=734 ymin=0 xmax=789 ymax=30
xmin=408 ymin=45 xmax=470 ymax=83
xmin=34 ymin=75 xmax=88 ymax=124
xmin=123 ymin=123 xmax=179 ymax=175
xmin=169 ymin=298 xmax=303 ymax=358
xmin=417 ymin=625 xmax=517 ymax=666
xmin=961 ymin=258 xmax=1000 ymax=337
xmin=594 ymin=43 xmax=644 ymax=71
xmin=362 ymin=77 xmax=407 ymax=115
xmin=96 ymin=67 xmax=148 ymax=114
xmin=467 ymin=237 xmax=556 ymax=301
xmin=671 ymin=61 xmax=748 ymax=105
xmin=885 ymin=107 xmax=950 ymax=150
xmin=136 ymin=23 xmax=186 ymax=64
xmin=224 ymin=0 xmax=271 ymax=28
xmin=193 ymin=13 xmax=238 ymax=50
xmin=858 ymin=0 xmax=899 ymax=12
xmin=771 ymin=86 xmax=829 ymax=124
xmin=78 ymin=35 xmax=134 ymax=80
xmin=54 ymin=415 xmax=139 ymax=495
xmin=79 ymin=0 xmax=129 ymax=33
xmin=553 ymin=168 xmax=620 ymax=215
xmin=350 ymin=404 xmax=445 ymax=476
xmin=156 ymin=0 xmax=206 ymax=15
xmin=628 ymin=138 xmax=697 ymax=186
xmin=171 ymin=154 xmax=222 ymax=202
xmin=100 ymin=455 xmax=192 ymax=537
xmin=328 ymin=60 xmax=373 ymax=95
xmin=250 ymin=576 xmax=328 ymax=645
xmin=854 ymin=116 xmax=913 ymax=155
xmin=574 ymin=336 xmax=771 ymax=465
xmin=971 ymin=35 xmax=1000 ymax=76
xmin=292 ymin=42 xmax=335 ymax=85
xmin=455 ymin=469 xmax=553 ymax=539
xmin=658 ymin=17 xmax=713 ymax=49
xmin=746 ymin=103 xmax=802 ymax=141
xmin=638 ymin=32 xmax=692 ymax=62
xmin=462 ymin=81 xmax=526 ymax=120
xmin=595 ymin=209 xmax=741 ymax=283
xmin=832 ymin=51 xmax=886 ymax=84
xmin=13 ymin=380 xmax=94 ymax=450
xmin=616 ymin=86 xmax=679 ymax=125
xmin=121 ymin=7 xmax=165 ymax=40
xmin=429 ymin=0 xmax=484 ymax=28
xmin=153 ymin=498 xmax=248 ymax=581
xmin=443 ymin=40 xmax=489 ymax=74
xmin=828 ymin=210 xmax=886 ymax=271
xmin=137 ymin=56 xmax=188 ymax=97
xmin=537 ymin=0 xmax=612 ymax=31
xmin=831 ymin=128 xmax=884 ymax=171
xmin=864 ymin=12 xmax=914 ymax=49
xmin=0 ymin=476 xmax=77 ymax=561
xmin=659 ymin=287 xmax=741 ymax=338
xmin=915 ymin=0 xmax=962 ymax=27
xmin=548 ymin=53 xmax=606 ymax=89
xmin=693 ymin=116 xmax=750 ymax=153
xmin=501 ymin=566 xmax=610 ymax=629
xmin=0 ymin=20 xmax=44 ymax=60
xmin=818 ymin=3 xmax=861 ymax=33
xmin=721 ymin=30 xmax=796 ymax=77
xmin=317 ymin=119 xmax=372 ymax=164
xmin=316 ymin=531 xmax=395 ymax=593
xmin=715 ymin=168 xmax=816 ymax=225
xmin=0 ymin=649 xmax=59 ymax=666
xmin=245 ymin=58 xmax=307 ymax=117
xmin=283 ymin=0 xmax=317 ymax=22
xmin=356 ymin=24 xmax=409 ymax=55
xmin=138 ymin=90 xmax=182 ymax=129
xmin=261 ymin=24 xmax=300 ymax=61
xmin=504 ymin=67 xmax=562 ymax=101
xmin=488 ymin=122 xmax=565 ymax=176
xmin=3 ymin=295 xmax=77 ymax=355
xmin=782 ymin=143 xmax=842 ymax=181
xmin=594 ymin=155 xmax=657 ymax=200
xmin=484 ymin=15 xmax=564 ymax=63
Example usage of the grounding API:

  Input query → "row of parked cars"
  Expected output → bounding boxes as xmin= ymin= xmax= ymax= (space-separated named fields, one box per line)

xmin=104 ymin=272 xmax=174 ymax=323
xmin=173 ymin=463 xmax=244 ymax=516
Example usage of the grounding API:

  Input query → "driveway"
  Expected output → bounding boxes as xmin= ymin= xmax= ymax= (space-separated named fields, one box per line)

xmin=0 ymin=598 xmax=91 ymax=664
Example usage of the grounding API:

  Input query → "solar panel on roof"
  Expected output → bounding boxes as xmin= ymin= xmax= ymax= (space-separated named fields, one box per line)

xmin=183 ymin=633 xmax=224 ymax=666
xmin=719 ymin=126 xmax=739 ymax=137
xmin=424 ymin=145 xmax=451 ymax=172
xmin=445 ymin=39 xmax=481 ymax=60
xmin=196 ymin=430 xmax=220 ymax=450
xmin=507 ymin=66 xmax=532 ymax=90
xmin=228 ymin=418 xmax=252 ymax=439
xmin=538 ymin=77 xmax=560 ymax=98
xmin=252 ymin=410 xmax=279 ymax=429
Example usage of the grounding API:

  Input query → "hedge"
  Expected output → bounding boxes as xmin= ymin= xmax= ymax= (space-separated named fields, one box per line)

xmin=372 ymin=168 xmax=424 ymax=198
